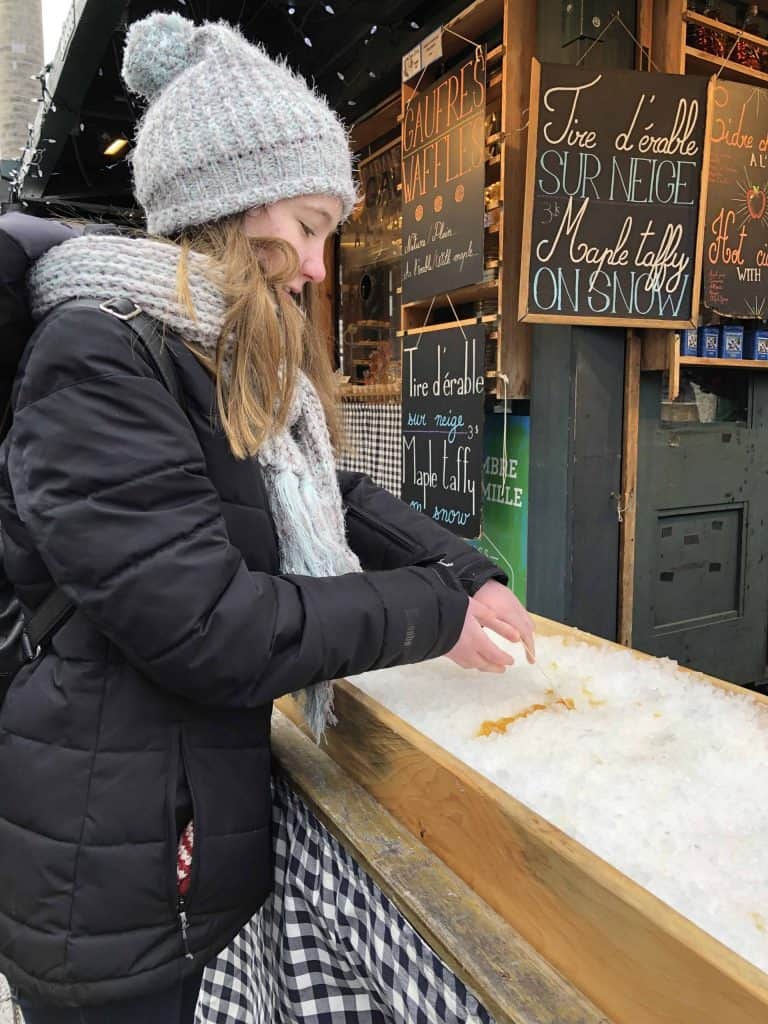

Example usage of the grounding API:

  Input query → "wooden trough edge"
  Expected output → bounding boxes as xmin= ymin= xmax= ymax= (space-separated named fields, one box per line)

xmin=278 ymin=615 xmax=768 ymax=1024
xmin=270 ymin=710 xmax=609 ymax=1024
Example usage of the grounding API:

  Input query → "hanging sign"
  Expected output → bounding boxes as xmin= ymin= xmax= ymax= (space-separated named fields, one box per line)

xmin=401 ymin=323 xmax=485 ymax=538
xmin=401 ymin=50 xmax=486 ymax=303
xmin=519 ymin=60 xmax=711 ymax=327
xmin=402 ymin=43 xmax=422 ymax=83
xmin=421 ymin=27 xmax=443 ymax=68
xmin=702 ymin=81 xmax=768 ymax=319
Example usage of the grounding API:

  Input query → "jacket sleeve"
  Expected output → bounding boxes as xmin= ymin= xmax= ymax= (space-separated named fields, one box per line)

xmin=339 ymin=470 xmax=507 ymax=596
xmin=8 ymin=306 xmax=469 ymax=708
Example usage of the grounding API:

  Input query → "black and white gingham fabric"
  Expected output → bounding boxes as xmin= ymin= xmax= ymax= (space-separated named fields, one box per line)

xmin=338 ymin=402 xmax=401 ymax=498
xmin=196 ymin=777 xmax=493 ymax=1024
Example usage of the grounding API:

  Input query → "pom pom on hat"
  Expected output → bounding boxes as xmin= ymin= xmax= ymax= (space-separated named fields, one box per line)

xmin=123 ymin=12 xmax=197 ymax=101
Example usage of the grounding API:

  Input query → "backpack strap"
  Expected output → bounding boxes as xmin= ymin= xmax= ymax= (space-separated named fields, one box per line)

xmin=55 ymin=296 xmax=186 ymax=410
xmin=18 ymin=296 xmax=186 ymax=661
xmin=23 ymin=588 xmax=74 ymax=659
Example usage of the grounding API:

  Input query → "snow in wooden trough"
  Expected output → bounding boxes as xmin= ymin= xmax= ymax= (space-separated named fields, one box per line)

xmin=349 ymin=632 xmax=768 ymax=975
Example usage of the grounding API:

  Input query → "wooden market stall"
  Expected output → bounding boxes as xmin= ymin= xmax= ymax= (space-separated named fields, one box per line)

xmin=278 ymin=617 xmax=768 ymax=1024
xmin=327 ymin=9 xmax=768 ymax=1012
xmin=338 ymin=0 xmax=768 ymax=685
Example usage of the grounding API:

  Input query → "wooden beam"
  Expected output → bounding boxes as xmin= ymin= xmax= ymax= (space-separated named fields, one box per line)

xmin=498 ymin=0 xmax=535 ymax=396
xmin=349 ymin=92 xmax=400 ymax=153
xmin=271 ymin=711 xmax=610 ymax=1024
xmin=652 ymin=0 xmax=686 ymax=74
xmin=618 ymin=330 xmax=641 ymax=646
xmin=668 ymin=332 xmax=681 ymax=401
xmin=640 ymin=329 xmax=669 ymax=371
xmin=310 ymin=235 xmax=337 ymax=363
xmin=635 ymin=0 xmax=653 ymax=69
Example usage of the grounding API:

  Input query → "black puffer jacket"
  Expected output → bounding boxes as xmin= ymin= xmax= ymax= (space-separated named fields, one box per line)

xmin=0 ymin=222 xmax=504 ymax=1007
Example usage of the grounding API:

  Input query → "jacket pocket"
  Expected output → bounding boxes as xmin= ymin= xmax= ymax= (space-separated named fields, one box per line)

xmin=345 ymin=503 xmax=434 ymax=562
xmin=179 ymin=734 xmax=272 ymax=917
xmin=168 ymin=731 xmax=197 ymax=959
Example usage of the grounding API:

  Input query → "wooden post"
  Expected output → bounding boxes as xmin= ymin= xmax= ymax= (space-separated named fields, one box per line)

xmin=668 ymin=331 xmax=681 ymax=401
xmin=618 ymin=330 xmax=641 ymax=646
xmin=499 ymin=0 xmax=535 ymax=396
xmin=652 ymin=0 xmax=686 ymax=74
xmin=636 ymin=0 xmax=653 ymax=70
xmin=314 ymin=234 xmax=337 ymax=364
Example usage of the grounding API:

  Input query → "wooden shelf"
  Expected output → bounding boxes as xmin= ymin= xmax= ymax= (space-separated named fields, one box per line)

xmin=401 ymin=279 xmax=498 ymax=310
xmin=340 ymin=382 xmax=400 ymax=401
xmin=486 ymin=43 xmax=504 ymax=67
xmin=684 ymin=10 xmax=768 ymax=50
xmin=684 ymin=45 xmax=768 ymax=86
xmin=392 ymin=0 xmax=532 ymax=397
xmin=681 ymin=356 xmax=768 ymax=369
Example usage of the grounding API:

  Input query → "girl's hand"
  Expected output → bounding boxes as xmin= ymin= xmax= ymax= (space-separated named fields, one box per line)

xmin=471 ymin=580 xmax=536 ymax=664
xmin=446 ymin=596 xmax=519 ymax=673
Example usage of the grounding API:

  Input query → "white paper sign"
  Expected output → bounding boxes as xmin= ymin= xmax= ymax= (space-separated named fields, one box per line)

xmin=421 ymin=28 xmax=443 ymax=68
xmin=402 ymin=43 xmax=422 ymax=82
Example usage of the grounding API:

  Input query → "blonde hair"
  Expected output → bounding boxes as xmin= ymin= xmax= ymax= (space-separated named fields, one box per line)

xmin=174 ymin=214 xmax=340 ymax=459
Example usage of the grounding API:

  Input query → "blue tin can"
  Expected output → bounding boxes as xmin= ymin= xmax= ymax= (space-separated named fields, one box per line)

xmin=718 ymin=324 xmax=743 ymax=360
xmin=677 ymin=329 xmax=698 ymax=356
xmin=744 ymin=328 xmax=768 ymax=360
xmin=697 ymin=326 xmax=719 ymax=358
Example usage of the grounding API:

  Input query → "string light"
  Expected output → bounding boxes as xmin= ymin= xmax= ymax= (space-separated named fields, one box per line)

xmin=369 ymin=24 xmax=377 ymax=34
xmin=103 ymin=137 xmax=129 ymax=157
xmin=30 ymin=63 xmax=56 ymax=112
xmin=303 ymin=35 xmax=312 ymax=46
xmin=336 ymin=70 xmax=345 ymax=80
xmin=324 ymin=4 xmax=335 ymax=12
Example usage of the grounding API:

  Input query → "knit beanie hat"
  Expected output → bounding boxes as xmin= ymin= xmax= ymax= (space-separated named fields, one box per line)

xmin=122 ymin=12 xmax=357 ymax=237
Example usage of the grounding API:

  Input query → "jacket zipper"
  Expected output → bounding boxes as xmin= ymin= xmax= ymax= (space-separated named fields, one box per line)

xmin=174 ymin=732 xmax=198 ymax=959
xmin=177 ymin=894 xmax=194 ymax=960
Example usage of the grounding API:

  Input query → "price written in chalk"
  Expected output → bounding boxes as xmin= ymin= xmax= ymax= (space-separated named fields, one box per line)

xmin=401 ymin=325 xmax=485 ymax=538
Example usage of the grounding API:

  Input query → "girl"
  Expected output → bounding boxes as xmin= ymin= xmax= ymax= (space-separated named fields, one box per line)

xmin=0 ymin=12 xmax=533 ymax=1023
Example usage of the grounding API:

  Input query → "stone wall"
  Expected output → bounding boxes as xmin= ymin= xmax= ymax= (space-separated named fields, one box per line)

xmin=0 ymin=0 xmax=44 ymax=161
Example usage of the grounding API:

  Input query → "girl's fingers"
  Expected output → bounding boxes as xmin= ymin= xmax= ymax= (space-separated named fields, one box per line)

xmin=472 ymin=601 xmax=537 ymax=664
xmin=474 ymin=629 xmax=516 ymax=667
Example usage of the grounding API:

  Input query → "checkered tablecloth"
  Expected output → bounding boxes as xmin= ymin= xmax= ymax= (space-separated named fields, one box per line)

xmin=196 ymin=777 xmax=493 ymax=1024
xmin=337 ymin=402 xmax=402 ymax=498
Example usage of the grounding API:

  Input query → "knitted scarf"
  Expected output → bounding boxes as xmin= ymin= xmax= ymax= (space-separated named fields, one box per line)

xmin=28 ymin=233 xmax=361 ymax=739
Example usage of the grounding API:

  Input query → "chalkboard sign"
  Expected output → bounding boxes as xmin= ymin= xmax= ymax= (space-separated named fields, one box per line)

xmin=519 ymin=61 xmax=711 ymax=328
xmin=401 ymin=323 xmax=485 ymax=537
xmin=401 ymin=51 xmax=486 ymax=303
xmin=702 ymin=81 xmax=768 ymax=319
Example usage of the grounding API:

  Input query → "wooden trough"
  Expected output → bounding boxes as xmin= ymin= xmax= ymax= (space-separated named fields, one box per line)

xmin=278 ymin=615 xmax=768 ymax=1024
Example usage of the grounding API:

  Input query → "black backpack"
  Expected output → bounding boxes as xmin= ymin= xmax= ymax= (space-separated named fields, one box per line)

xmin=0 ymin=214 xmax=183 ymax=703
